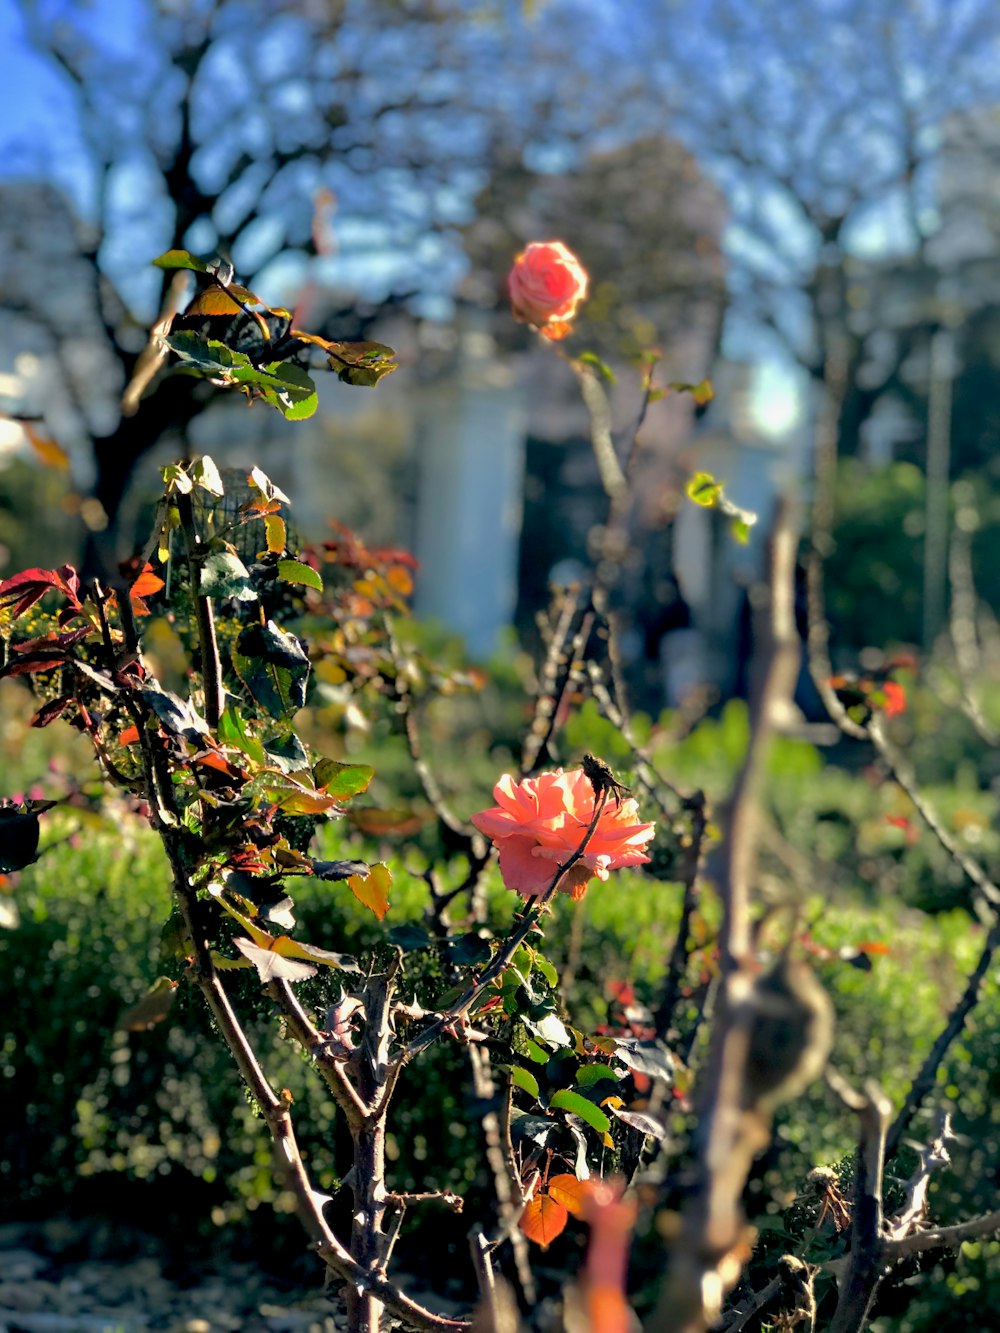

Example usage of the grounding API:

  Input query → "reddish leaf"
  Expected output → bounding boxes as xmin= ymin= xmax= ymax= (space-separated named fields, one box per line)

xmin=876 ymin=682 xmax=907 ymax=716
xmin=14 ymin=627 xmax=93 ymax=653
xmin=519 ymin=1195 xmax=569 ymax=1248
xmin=0 ymin=565 xmax=81 ymax=618
xmin=130 ymin=563 xmax=165 ymax=599
xmin=119 ymin=724 xmax=141 ymax=746
xmin=192 ymin=749 xmax=245 ymax=779
xmin=29 ymin=696 xmax=74 ymax=728
xmin=547 ymin=1174 xmax=592 ymax=1219
xmin=24 ymin=423 xmax=71 ymax=470
xmin=0 ymin=652 xmax=68 ymax=677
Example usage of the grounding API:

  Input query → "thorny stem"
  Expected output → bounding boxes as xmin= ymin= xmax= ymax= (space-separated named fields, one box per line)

xmin=868 ymin=717 xmax=1000 ymax=914
xmin=90 ymin=579 xmax=176 ymax=826
xmin=467 ymin=1044 xmax=537 ymax=1303
xmin=948 ymin=521 xmax=1000 ymax=743
xmin=266 ymin=977 xmax=368 ymax=1128
xmin=163 ymin=843 xmax=466 ymax=1331
xmin=828 ymin=1083 xmax=892 ymax=1333
xmin=655 ymin=789 xmax=709 ymax=1039
xmin=805 ymin=342 xmax=867 ymax=742
xmin=521 ymin=587 xmax=594 ymax=775
xmin=174 ymin=488 xmax=224 ymax=729
xmin=885 ymin=914 xmax=1000 ymax=1161
xmin=402 ymin=788 xmax=612 ymax=1065
xmin=652 ymin=501 xmax=802 ymax=1333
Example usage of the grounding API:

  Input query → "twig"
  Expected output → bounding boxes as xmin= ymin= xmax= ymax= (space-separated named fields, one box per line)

xmin=265 ymin=977 xmax=368 ymax=1127
xmin=570 ymin=361 xmax=628 ymax=505
xmin=467 ymin=1045 xmax=536 ymax=1303
xmin=521 ymin=588 xmax=593 ymax=775
xmin=716 ymin=1275 xmax=782 ymax=1332
xmin=655 ymin=790 xmax=709 ymax=1039
xmin=828 ymin=1082 xmax=892 ymax=1333
xmin=887 ymin=1110 xmax=953 ymax=1238
xmin=174 ymin=488 xmax=224 ymax=730
xmin=885 ymin=916 xmax=1000 ymax=1161
xmin=868 ymin=717 xmax=1000 ymax=914
xmin=804 ymin=343 xmax=868 ymax=741
xmin=386 ymin=615 xmax=476 ymax=843
xmin=948 ymin=522 xmax=999 ymax=744
xmin=585 ymin=665 xmax=686 ymax=812
xmin=402 ymin=789 xmax=612 ymax=1065
xmin=881 ymin=1208 xmax=1000 ymax=1261
xmin=651 ymin=500 xmax=805 ymax=1333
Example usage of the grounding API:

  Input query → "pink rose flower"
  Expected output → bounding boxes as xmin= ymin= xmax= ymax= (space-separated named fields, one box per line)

xmin=508 ymin=241 xmax=589 ymax=340
xmin=471 ymin=768 xmax=655 ymax=901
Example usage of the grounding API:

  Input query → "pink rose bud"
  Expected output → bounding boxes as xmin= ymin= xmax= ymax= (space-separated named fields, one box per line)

xmin=508 ymin=241 xmax=589 ymax=339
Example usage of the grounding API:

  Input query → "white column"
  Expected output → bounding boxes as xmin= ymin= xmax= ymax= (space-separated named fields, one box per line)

xmin=413 ymin=319 xmax=526 ymax=659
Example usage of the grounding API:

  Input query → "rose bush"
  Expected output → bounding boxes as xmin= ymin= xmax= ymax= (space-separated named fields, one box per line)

xmin=508 ymin=240 xmax=589 ymax=339
xmin=471 ymin=767 xmax=655 ymax=899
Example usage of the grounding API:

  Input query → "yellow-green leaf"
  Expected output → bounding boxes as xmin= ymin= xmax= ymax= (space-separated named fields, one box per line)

xmin=348 ymin=863 xmax=392 ymax=919
xmin=277 ymin=559 xmax=323 ymax=592
xmin=264 ymin=513 xmax=286 ymax=555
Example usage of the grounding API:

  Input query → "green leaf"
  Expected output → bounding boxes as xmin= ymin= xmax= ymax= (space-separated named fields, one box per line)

xmin=388 ymin=924 xmax=432 ymax=952
xmin=511 ymin=1066 xmax=540 ymax=1100
xmin=313 ymin=758 xmax=374 ymax=799
xmin=261 ymin=731 xmax=309 ymax=774
xmin=199 ymin=550 xmax=256 ymax=601
xmin=153 ymin=249 xmax=211 ymax=273
xmin=218 ymin=707 xmax=267 ymax=767
xmin=511 ymin=946 xmax=534 ymax=978
xmin=447 ymin=933 xmax=492 ymax=967
xmin=525 ymin=1013 xmax=571 ymax=1048
xmin=668 ymin=378 xmax=714 ymax=405
xmin=578 ymin=350 xmax=617 ymax=385
xmin=686 ymin=471 xmax=722 ymax=508
xmin=115 ymin=977 xmax=178 ymax=1032
xmin=191 ymin=455 xmax=224 ymax=498
xmin=325 ymin=340 xmax=398 ymax=388
xmin=575 ymin=1064 xmax=619 ymax=1088
xmin=548 ymin=1089 xmax=611 ymax=1134
xmin=277 ymin=559 xmax=323 ymax=592
xmin=731 ymin=517 xmax=752 ymax=545
xmin=161 ymin=462 xmax=193 ymax=494
xmin=232 ymin=620 xmax=310 ymax=718
xmin=258 ymin=362 xmax=319 ymax=420
xmin=164 ymin=331 xmax=254 ymax=371
xmin=535 ymin=956 xmax=558 ymax=987
xmin=523 ymin=1039 xmax=550 ymax=1065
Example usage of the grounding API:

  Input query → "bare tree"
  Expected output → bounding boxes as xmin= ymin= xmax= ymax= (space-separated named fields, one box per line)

xmin=651 ymin=0 xmax=1000 ymax=455
xmin=3 ymin=0 xmax=647 ymax=571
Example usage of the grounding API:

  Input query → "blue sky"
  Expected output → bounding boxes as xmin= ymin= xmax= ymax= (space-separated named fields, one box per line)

xmin=3 ymin=0 xmax=1000 ymax=364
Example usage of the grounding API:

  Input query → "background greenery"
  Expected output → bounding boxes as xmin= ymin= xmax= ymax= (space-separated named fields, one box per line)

xmin=3 ymin=658 xmax=999 ymax=1325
